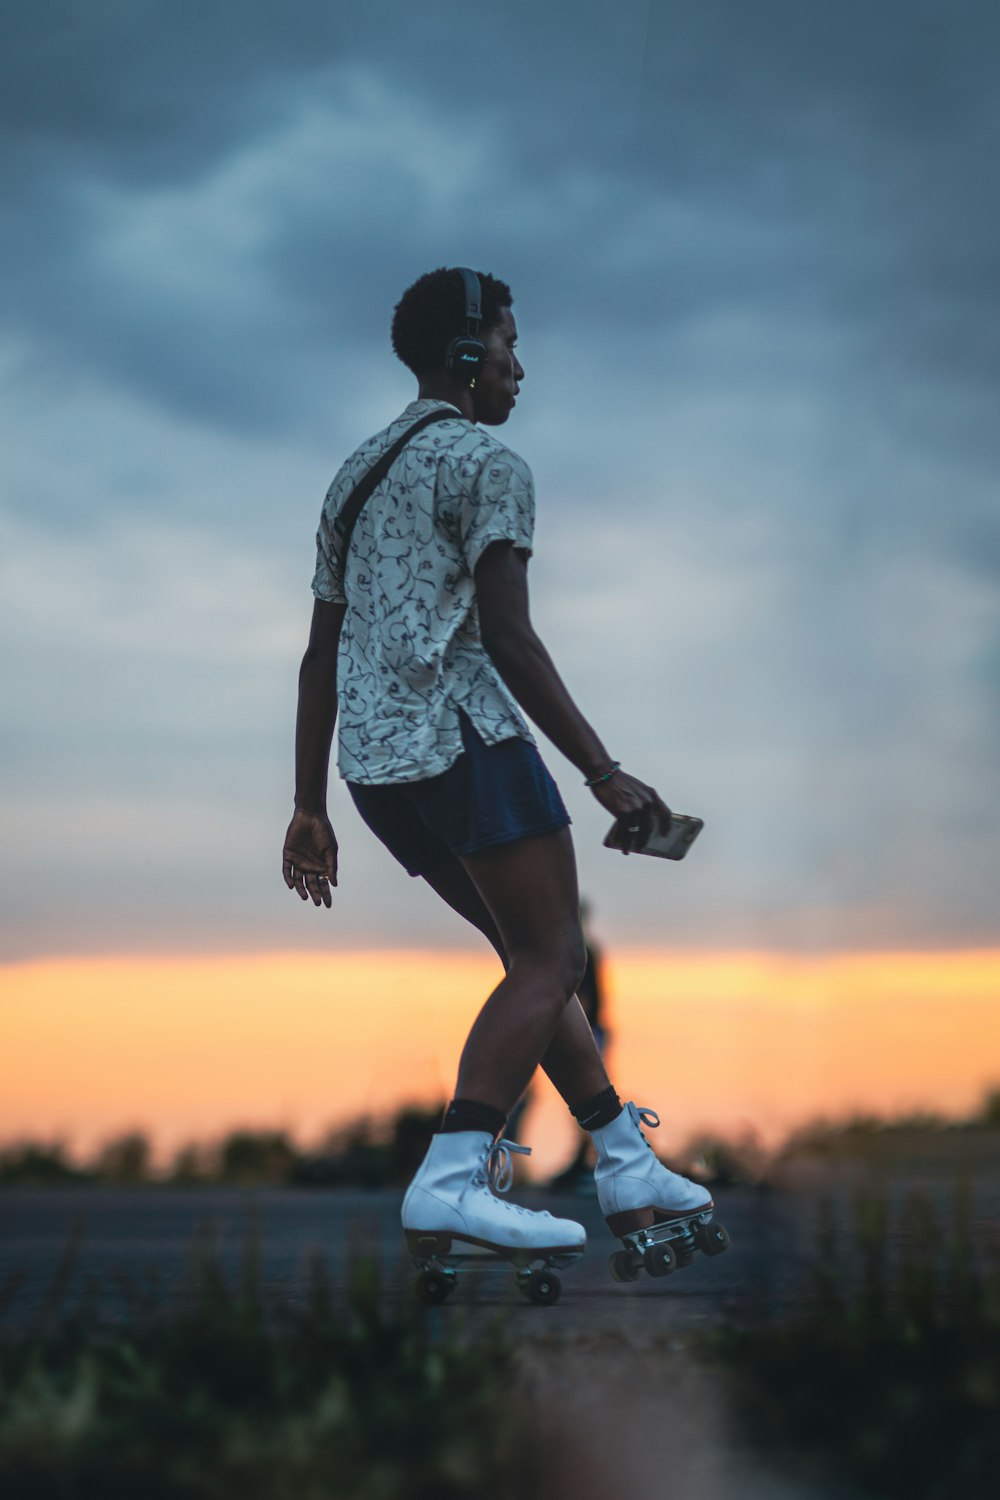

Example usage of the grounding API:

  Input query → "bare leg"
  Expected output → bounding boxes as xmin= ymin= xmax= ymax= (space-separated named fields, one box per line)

xmin=421 ymin=833 xmax=612 ymax=1112
xmin=421 ymin=856 xmax=508 ymax=965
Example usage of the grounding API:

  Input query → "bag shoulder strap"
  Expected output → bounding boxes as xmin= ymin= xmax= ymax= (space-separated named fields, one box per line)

xmin=328 ymin=408 xmax=462 ymax=562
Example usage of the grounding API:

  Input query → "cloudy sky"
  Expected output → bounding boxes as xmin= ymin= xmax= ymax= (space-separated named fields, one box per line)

xmin=2 ymin=0 xmax=998 ymax=963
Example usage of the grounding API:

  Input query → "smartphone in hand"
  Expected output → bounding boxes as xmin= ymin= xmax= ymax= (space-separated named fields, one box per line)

xmin=604 ymin=812 xmax=704 ymax=861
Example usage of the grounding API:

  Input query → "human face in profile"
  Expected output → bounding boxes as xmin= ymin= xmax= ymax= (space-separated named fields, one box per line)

xmin=472 ymin=307 xmax=524 ymax=426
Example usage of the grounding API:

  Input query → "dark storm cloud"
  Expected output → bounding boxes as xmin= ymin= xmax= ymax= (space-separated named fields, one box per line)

xmin=641 ymin=1 xmax=1000 ymax=413
xmin=4 ymin=0 xmax=997 ymax=590
xmin=0 ymin=0 xmax=650 ymax=433
xmin=1 ymin=0 xmax=995 ymax=539
xmin=4 ymin=0 xmax=998 ymax=457
xmin=0 ymin=1 xmax=342 ymax=181
xmin=0 ymin=0 xmax=645 ymax=175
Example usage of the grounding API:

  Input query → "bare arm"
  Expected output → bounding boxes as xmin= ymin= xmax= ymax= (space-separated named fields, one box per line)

xmin=282 ymin=598 xmax=346 ymax=905
xmin=475 ymin=542 xmax=670 ymax=849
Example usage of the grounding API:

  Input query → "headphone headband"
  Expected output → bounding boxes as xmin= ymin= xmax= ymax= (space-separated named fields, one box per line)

xmin=457 ymin=267 xmax=482 ymax=328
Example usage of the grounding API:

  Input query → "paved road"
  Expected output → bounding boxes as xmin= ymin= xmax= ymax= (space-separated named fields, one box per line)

xmin=2 ymin=1163 xmax=995 ymax=1336
xmin=0 ymin=1182 xmax=799 ymax=1331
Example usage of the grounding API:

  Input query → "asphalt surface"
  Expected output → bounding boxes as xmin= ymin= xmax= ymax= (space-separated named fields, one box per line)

xmin=0 ymin=1179 xmax=823 ymax=1334
xmin=3 ymin=1156 xmax=997 ymax=1335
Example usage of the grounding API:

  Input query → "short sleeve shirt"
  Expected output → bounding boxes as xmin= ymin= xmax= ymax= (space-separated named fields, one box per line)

xmin=311 ymin=399 xmax=537 ymax=784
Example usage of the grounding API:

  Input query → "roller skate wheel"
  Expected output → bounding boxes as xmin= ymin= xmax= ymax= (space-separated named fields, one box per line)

xmin=643 ymin=1242 xmax=677 ymax=1278
xmin=695 ymin=1222 xmax=731 ymax=1257
xmin=519 ymin=1268 xmax=561 ymax=1306
xmin=609 ymin=1249 xmax=641 ymax=1283
xmin=415 ymin=1268 xmax=455 ymax=1304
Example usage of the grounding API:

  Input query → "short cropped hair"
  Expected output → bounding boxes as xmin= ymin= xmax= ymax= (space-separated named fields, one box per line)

xmin=391 ymin=267 xmax=513 ymax=376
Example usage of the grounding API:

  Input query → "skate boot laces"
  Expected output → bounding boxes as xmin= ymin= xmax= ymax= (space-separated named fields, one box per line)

xmin=471 ymin=1138 xmax=554 ymax=1220
xmin=628 ymin=1102 xmax=661 ymax=1147
xmin=475 ymin=1137 xmax=531 ymax=1194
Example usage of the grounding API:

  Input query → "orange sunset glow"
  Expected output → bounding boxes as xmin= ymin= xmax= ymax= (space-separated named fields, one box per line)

xmin=3 ymin=949 xmax=999 ymax=1178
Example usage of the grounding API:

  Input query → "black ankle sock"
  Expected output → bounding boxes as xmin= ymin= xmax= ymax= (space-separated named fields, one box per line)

xmin=572 ymin=1086 xmax=622 ymax=1132
xmin=439 ymin=1098 xmax=507 ymax=1138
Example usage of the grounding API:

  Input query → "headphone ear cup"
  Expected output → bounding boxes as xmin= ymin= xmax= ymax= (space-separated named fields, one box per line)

xmin=445 ymin=335 xmax=487 ymax=386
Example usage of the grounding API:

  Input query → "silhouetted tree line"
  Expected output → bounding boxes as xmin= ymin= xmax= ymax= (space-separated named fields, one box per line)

xmin=3 ymin=1087 xmax=1000 ymax=1188
xmin=0 ymin=1104 xmax=444 ymax=1188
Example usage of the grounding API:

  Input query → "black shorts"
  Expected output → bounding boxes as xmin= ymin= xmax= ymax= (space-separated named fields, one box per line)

xmin=347 ymin=712 xmax=571 ymax=877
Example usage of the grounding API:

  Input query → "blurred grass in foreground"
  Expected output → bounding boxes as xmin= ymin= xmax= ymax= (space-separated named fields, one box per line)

xmin=2 ymin=1192 xmax=998 ymax=1497
xmin=0 ymin=1237 xmax=536 ymax=1500
xmin=712 ymin=1185 xmax=1000 ymax=1498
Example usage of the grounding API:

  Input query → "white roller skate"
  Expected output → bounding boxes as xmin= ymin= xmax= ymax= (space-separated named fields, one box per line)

xmin=592 ymin=1102 xmax=731 ymax=1283
xmin=402 ymin=1130 xmax=586 ymax=1305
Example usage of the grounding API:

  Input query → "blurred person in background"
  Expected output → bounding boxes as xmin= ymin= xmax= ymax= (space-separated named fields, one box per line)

xmin=548 ymin=901 xmax=608 ymax=1193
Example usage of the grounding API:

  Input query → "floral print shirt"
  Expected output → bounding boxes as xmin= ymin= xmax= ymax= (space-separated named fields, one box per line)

xmin=311 ymin=399 xmax=537 ymax=784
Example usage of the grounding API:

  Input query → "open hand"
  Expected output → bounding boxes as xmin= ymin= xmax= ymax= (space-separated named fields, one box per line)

xmin=282 ymin=809 xmax=338 ymax=906
xmin=591 ymin=770 xmax=671 ymax=855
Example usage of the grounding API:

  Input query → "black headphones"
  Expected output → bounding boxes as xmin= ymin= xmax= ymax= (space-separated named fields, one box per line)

xmin=444 ymin=267 xmax=487 ymax=388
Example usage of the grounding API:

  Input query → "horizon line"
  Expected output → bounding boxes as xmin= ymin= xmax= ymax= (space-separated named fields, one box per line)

xmin=4 ymin=942 xmax=1000 ymax=972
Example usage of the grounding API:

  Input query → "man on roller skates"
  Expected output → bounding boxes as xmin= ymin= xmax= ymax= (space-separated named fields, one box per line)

xmin=282 ymin=266 xmax=718 ymax=1298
